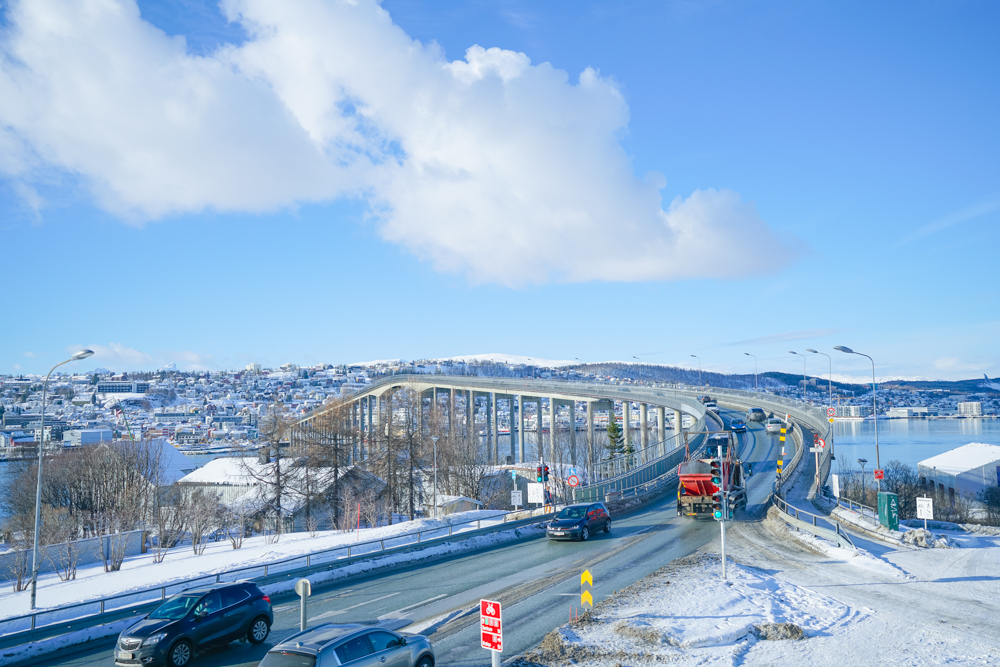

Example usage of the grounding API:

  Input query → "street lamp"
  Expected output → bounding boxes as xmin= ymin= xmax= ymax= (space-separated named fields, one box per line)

xmin=858 ymin=458 xmax=868 ymax=508
xmin=690 ymin=355 xmax=702 ymax=386
xmin=836 ymin=346 xmax=880 ymax=491
xmin=430 ymin=435 xmax=440 ymax=519
xmin=30 ymin=349 xmax=93 ymax=610
xmin=743 ymin=353 xmax=757 ymax=392
xmin=788 ymin=351 xmax=807 ymax=398
xmin=806 ymin=348 xmax=834 ymax=459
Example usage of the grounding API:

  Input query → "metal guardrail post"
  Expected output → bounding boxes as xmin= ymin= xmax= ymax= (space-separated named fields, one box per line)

xmin=380 ymin=540 xmax=385 ymax=550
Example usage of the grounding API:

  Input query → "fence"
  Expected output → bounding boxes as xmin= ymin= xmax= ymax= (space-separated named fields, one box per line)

xmin=771 ymin=493 xmax=855 ymax=549
xmin=0 ymin=530 xmax=145 ymax=585
xmin=0 ymin=511 xmax=549 ymax=645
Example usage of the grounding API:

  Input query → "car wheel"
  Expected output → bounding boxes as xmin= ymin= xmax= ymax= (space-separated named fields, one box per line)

xmin=415 ymin=658 xmax=433 ymax=667
xmin=248 ymin=617 xmax=271 ymax=644
xmin=167 ymin=640 xmax=193 ymax=667
xmin=604 ymin=520 xmax=611 ymax=534
xmin=580 ymin=527 xmax=589 ymax=541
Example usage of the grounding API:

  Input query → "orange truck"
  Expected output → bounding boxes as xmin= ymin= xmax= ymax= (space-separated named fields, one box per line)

xmin=676 ymin=432 xmax=748 ymax=519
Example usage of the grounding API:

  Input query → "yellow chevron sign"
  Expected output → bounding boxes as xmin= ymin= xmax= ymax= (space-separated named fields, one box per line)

xmin=581 ymin=570 xmax=593 ymax=587
xmin=581 ymin=589 xmax=593 ymax=607
xmin=581 ymin=569 xmax=593 ymax=608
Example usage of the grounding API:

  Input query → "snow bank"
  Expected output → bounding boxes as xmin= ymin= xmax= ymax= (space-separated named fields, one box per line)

xmin=0 ymin=510 xmax=507 ymax=622
xmin=511 ymin=553 xmax=866 ymax=666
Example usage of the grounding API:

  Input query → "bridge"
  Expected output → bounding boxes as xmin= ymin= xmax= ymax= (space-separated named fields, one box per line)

xmin=297 ymin=374 xmax=709 ymax=468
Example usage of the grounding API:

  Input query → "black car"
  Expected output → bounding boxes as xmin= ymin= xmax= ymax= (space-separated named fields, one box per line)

xmin=746 ymin=407 xmax=766 ymax=422
xmin=260 ymin=623 xmax=434 ymax=667
xmin=730 ymin=419 xmax=747 ymax=433
xmin=546 ymin=502 xmax=611 ymax=541
xmin=115 ymin=582 xmax=273 ymax=667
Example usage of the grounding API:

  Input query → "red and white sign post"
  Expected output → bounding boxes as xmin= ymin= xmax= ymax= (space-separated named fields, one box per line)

xmin=481 ymin=599 xmax=502 ymax=665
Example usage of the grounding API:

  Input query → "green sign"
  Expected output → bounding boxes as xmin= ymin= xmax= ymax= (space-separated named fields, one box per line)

xmin=878 ymin=491 xmax=899 ymax=531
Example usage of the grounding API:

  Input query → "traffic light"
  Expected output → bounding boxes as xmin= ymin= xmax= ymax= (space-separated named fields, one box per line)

xmin=543 ymin=465 xmax=550 ymax=482
xmin=709 ymin=458 xmax=722 ymax=488
xmin=727 ymin=495 xmax=735 ymax=520
xmin=536 ymin=466 xmax=543 ymax=482
xmin=711 ymin=491 xmax=724 ymax=520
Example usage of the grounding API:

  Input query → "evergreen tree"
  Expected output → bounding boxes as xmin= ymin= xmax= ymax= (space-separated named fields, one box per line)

xmin=605 ymin=416 xmax=623 ymax=459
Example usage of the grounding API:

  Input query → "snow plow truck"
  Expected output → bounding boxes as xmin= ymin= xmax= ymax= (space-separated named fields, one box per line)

xmin=676 ymin=432 xmax=748 ymax=519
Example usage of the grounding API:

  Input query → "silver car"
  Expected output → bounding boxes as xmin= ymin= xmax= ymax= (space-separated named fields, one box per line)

xmin=765 ymin=418 xmax=790 ymax=434
xmin=258 ymin=624 xmax=433 ymax=667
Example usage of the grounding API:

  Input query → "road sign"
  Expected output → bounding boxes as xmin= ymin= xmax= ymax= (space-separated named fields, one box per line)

xmin=480 ymin=599 xmax=502 ymax=652
xmin=567 ymin=474 xmax=580 ymax=487
xmin=511 ymin=490 xmax=523 ymax=507
xmin=817 ymin=438 xmax=826 ymax=448
xmin=827 ymin=407 xmax=836 ymax=417
xmin=916 ymin=497 xmax=934 ymax=520
xmin=580 ymin=569 xmax=593 ymax=608
xmin=809 ymin=447 xmax=822 ymax=453
xmin=295 ymin=579 xmax=311 ymax=597
xmin=828 ymin=418 xmax=835 ymax=423
xmin=874 ymin=469 xmax=884 ymax=480
xmin=527 ymin=483 xmax=544 ymax=504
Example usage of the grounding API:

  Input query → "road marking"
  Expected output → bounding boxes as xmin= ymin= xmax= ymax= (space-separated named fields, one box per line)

xmin=392 ymin=593 xmax=448 ymax=614
xmin=312 ymin=592 xmax=401 ymax=619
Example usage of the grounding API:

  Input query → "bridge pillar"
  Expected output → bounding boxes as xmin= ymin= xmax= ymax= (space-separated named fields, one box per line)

xmin=640 ymin=403 xmax=648 ymax=460
xmin=517 ymin=394 xmax=525 ymax=463
xmin=623 ymin=401 xmax=631 ymax=451
xmin=587 ymin=401 xmax=595 ymax=472
xmin=489 ymin=393 xmax=497 ymax=464
xmin=449 ymin=389 xmax=455 ymax=437
xmin=550 ymin=396 xmax=559 ymax=464
xmin=569 ymin=400 xmax=577 ymax=466
xmin=467 ymin=390 xmax=473 ymax=440
xmin=674 ymin=409 xmax=684 ymax=450
xmin=657 ymin=406 xmax=666 ymax=456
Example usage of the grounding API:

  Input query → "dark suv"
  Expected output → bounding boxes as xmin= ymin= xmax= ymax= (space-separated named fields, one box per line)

xmin=260 ymin=624 xmax=434 ymax=667
xmin=115 ymin=582 xmax=273 ymax=667
xmin=546 ymin=502 xmax=611 ymax=541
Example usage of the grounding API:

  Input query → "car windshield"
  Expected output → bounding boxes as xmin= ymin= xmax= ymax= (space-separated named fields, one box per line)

xmin=150 ymin=595 xmax=200 ymax=620
xmin=556 ymin=507 xmax=588 ymax=519
xmin=259 ymin=651 xmax=317 ymax=667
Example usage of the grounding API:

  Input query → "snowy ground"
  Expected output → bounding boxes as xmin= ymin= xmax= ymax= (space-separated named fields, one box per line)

xmin=511 ymin=511 xmax=1000 ymax=666
xmin=0 ymin=510 xmax=507 ymax=624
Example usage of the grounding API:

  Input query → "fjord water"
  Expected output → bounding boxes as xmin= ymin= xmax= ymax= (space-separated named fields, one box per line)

xmin=830 ymin=418 xmax=1000 ymax=472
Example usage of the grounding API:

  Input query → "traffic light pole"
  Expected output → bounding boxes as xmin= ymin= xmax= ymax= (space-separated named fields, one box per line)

xmin=720 ymin=497 xmax=727 ymax=580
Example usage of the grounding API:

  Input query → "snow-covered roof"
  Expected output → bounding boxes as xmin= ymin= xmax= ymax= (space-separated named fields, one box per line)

xmin=155 ymin=439 xmax=200 ymax=485
xmin=918 ymin=442 xmax=1000 ymax=475
xmin=434 ymin=495 xmax=482 ymax=507
xmin=178 ymin=456 xmax=273 ymax=486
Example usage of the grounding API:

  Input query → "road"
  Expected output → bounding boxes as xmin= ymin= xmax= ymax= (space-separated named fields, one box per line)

xmin=29 ymin=408 xmax=792 ymax=667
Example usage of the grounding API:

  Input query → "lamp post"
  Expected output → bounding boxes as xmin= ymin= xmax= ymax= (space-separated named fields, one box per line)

xmin=806 ymin=348 xmax=834 ymax=459
xmin=430 ymin=435 xmax=440 ymax=518
xmin=836 ymin=346 xmax=880 ymax=491
xmin=690 ymin=355 xmax=701 ymax=386
xmin=743 ymin=353 xmax=757 ymax=392
xmin=788 ymin=351 xmax=807 ymax=399
xmin=30 ymin=349 xmax=93 ymax=610
xmin=858 ymin=458 xmax=868 ymax=509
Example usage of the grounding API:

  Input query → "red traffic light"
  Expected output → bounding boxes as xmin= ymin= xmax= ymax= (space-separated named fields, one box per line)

xmin=543 ymin=465 xmax=550 ymax=481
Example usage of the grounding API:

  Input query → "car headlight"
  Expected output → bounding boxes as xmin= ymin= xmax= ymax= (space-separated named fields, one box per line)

xmin=143 ymin=632 xmax=169 ymax=647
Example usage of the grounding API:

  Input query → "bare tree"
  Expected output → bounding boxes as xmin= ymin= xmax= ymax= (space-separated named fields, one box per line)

xmin=240 ymin=401 xmax=293 ymax=543
xmin=187 ymin=490 xmax=223 ymax=556
xmin=151 ymin=484 xmax=188 ymax=563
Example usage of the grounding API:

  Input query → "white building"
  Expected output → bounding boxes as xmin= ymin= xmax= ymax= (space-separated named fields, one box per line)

xmin=63 ymin=429 xmax=113 ymax=446
xmin=887 ymin=407 xmax=937 ymax=418
xmin=246 ymin=363 xmax=262 ymax=374
xmin=836 ymin=405 xmax=872 ymax=418
xmin=917 ymin=442 xmax=1000 ymax=503
xmin=957 ymin=402 xmax=982 ymax=416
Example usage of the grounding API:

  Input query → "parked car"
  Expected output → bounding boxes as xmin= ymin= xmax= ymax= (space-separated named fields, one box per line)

xmin=765 ymin=418 xmax=791 ymax=434
xmin=115 ymin=582 xmax=273 ymax=667
xmin=259 ymin=624 xmax=434 ymax=667
xmin=546 ymin=502 xmax=611 ymax=541
xmin=730 ymin=418 xmax=747 ymax=433
xmin=746 ymin=407 xmax=766 ymax=422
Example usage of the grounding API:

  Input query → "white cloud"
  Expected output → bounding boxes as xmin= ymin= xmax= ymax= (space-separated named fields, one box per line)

xmin=934 ymin=357 xmax=988 ymax=373
xmin=0 ymin=0 xmax=797 ymax=285
xmin=12 ymin=364 xmax=21 ymax=371
xmin=23 ymin=351 xmax=35 ymax=358
xmin=68 ymin=343 xmax=212 ymax=371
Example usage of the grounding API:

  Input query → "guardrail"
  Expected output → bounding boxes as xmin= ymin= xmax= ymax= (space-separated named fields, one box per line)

xmin=825 ymin=493 xmax=877 ymax=521
xmin=0 ymin=511 xmax=550 ymax=646
xmin=771 ymin=493 xmax=855 ymax=550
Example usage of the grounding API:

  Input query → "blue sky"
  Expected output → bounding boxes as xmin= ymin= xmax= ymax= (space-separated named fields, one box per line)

xmin=2 ymin=0 xmax=998 ymax=382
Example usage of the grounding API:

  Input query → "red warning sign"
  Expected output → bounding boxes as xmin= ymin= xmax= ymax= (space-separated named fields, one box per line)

xmin=480 ymin=599 xmax=502 ymax=652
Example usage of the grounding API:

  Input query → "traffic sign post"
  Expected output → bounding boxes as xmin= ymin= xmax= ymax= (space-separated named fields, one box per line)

xmin=874 ymin=469 xmax=885 ymax=480
xmin=481 ymin=598 xmax=502 ymax=666
xmin=567 ymin=474 xmax=580 ymax=487
xmin=916 ymin=496 xmax=934 ymax=530
xmin=510 ymin=490 xmax=522 ymax=509
xmin=827 ymin=407 xmax=836 ymax=417
xmin=295 ymin=578 xmax=311 ymax=632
